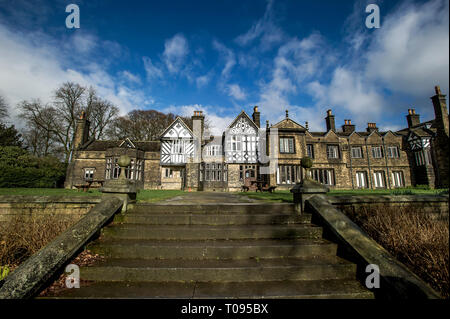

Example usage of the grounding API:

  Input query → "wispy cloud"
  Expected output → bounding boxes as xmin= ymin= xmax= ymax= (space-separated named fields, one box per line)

xmin=163 ymin=33 xmax=189 ymax=74
xmin=143 ymin=56 xmax=163 ymax=81
xmin=235 ymin=0 xmax=284 ymax=51
xmin=227 ymin=84 xmax=247 ymax=101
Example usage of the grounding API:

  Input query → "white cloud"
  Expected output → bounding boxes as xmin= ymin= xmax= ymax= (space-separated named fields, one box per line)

xmin=196 ymin=73 xmax=212 ymax=88
xmin=212 ymin=40 xmax=236 ymax=80
xmin=119 ymin=70 xmax=142 ymax=85
xmin=0 ymin=22 xmax=151 ymax=125
xmin=143 ymin=56 xmax=163 ymax=80
xmin=235 ymin=0 xmax=284 ymax=51
xmin=70 ymin=32 xmax=98 ymax=54
xmin=163 ymin=33 xmax=189 ymax=74
xmin=364 ymin=0 xmax=449 ymax=97
xmin=227 ymin=84 xmax=247 ymax=100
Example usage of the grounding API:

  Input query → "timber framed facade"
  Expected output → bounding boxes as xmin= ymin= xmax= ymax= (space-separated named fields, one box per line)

xmin=65 ymin=86 xmax=449 ymax=191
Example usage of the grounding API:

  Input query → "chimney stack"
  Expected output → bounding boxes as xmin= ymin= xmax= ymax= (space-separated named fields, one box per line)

xmin=406 ymin=108 xmax=421 ymax=128
xmin=366 ymin=122 xmax=379 ymax=133
xmin=431 ymin=85 xmax=449 ymax=138
xmin=325 ymin=109 xmax=335 ymax=132
xmin=342 ymin=119 xmax=355 ymax=134
xmin=192 ymin=110 xmax=205 ymax=140
xmin=74 ymin=111 xmax=90 ymax=149
xmin=252 ymin=106 xmax=260 ymax=128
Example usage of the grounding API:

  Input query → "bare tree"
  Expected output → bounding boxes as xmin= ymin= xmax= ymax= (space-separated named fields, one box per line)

xmin=106 ymin=110 xmax=177 ymax=141
xmin=19 ymin=100 xmax=62 ymax=157
xmin=84 ymin=87 xmax=119 ymax=139
xmin=19 ymin=82 xmax=119 ymax=162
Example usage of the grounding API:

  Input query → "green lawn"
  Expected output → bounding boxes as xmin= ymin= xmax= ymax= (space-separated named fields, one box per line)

xmin=236 ymin=187 xmax=448 ymax=203
xmin=0 ymin=188 xmax=185 ymax=202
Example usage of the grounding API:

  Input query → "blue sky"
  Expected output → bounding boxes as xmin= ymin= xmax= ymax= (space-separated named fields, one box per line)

xmin=0 ymin=0 xmax=448 ymax=134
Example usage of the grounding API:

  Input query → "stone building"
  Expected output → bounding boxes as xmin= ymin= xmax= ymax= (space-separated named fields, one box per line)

xmin=65 ymin=86 xmax=449 ymax=191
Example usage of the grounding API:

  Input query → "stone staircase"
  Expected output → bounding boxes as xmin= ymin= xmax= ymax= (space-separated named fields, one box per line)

xmin=51 ymin=202 xmax=373 ymax=298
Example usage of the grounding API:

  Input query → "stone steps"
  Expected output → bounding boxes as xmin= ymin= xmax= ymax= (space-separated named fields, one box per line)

xmin=80 ymin=256 xmax=357 ymax=282
xmin=102 ymin=224 xmax=323 ymax=240
xmin=48 ymin=280 xmax=373 ymax=299
xmin=45 ymin=201 xmax=373 ymax=299
xmin=88 ymin=238 xmax=337 ymax=259
xmin=117 ymin=213 xmax=311 ymax=225
xmin=128 ymin=203 xmax=295 ymax=214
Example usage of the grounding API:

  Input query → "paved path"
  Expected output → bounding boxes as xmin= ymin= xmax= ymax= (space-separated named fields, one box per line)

xmin=158 ymin=191 xmax=259 ymax=204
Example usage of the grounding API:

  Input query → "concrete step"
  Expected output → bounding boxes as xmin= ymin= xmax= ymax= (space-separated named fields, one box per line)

xmin=79 ymin=256 xmax=357 ymax=282
xmin=117 ymin=213 xmax=311 ymax=225
xmin=128 ymin=203 xmax=295 ymax=214
xmin=88 ymin=238 xmax=338 ymax=259
xmin=102 ymin=224 xmax=323 ymax=240
xmin=47 ymin=279 xmax=374 ymax=299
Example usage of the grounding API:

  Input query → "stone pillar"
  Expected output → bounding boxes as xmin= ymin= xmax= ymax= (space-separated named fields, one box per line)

xmin=290 ymin=179 xmax=329 ymax=215
xmin=100 ymin=155 xmax=137 ymax=212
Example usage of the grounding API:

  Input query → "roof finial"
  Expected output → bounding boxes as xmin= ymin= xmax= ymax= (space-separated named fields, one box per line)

xmin=286 ymin=109 xmax=289 ymax=119
xmin=435 ymin=85 xmax=441 ymax=95
xmin=305 ymin=121 xmax=309 ymax=130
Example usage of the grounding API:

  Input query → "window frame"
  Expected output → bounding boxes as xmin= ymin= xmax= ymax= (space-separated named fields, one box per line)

xmin=279 ymin=137 xmax=295 ymax=154
xmin=351 ymin=146 xmax=363 ymax=159
xmin=326 ymin=145 xmax=340 ymax=159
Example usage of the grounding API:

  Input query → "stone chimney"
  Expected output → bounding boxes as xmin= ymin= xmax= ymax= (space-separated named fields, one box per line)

xmin=73 ymin=111 xmax=90 ymax=149
xmin=325 ymin=109 xmax=335 ymax=132
xmin=431 ymin=85 xmax=449 ymax=138
xmin=406 ymin=109 xmax=421 ymax=128
xmin=366 ymin=122 xmax=379 ymax=133
xmin=252 ymin=106 xmax=260 ymax=128
xmin=192 ymin=110 xmax=205 ymax=140
xmin=342 ymin=119 xmax=355 ymax=134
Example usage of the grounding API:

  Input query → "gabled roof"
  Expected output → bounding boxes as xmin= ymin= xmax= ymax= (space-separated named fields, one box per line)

xmin=271 ymin=117 xmax=306 ymax=131
xmin=160 ymin=116 xmax=193 ymax=139
xmin=119 ymin=137 xmax=136 ymax=149
xmin=227 ymin=110 xmax=259 ymax=131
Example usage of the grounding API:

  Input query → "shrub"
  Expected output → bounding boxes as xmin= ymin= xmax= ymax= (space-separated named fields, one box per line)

xmin=0 ymin=146 xmax=66 ymax=188
xmin=0 ymin=213 xmax=78 ymax=269
xmin=344 ymin=205 xmax=449 ymax=298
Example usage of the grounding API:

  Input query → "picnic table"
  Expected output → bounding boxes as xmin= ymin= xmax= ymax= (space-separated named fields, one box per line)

xmin=74 ymin=180 xmax=104 ymax=192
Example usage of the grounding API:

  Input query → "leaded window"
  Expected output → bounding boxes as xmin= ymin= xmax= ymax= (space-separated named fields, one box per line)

xmin=326 ymin=145 xmax=339 ymax=159
xmin=351 ymin=147 xmax=363 ymax=158
xmin=279 ymin=137 xmax=295 ymax=154
xmin=372 ymin=146 xmax=383 ymax=158
xmin=309 ymin=168 xmax=335 ymax=186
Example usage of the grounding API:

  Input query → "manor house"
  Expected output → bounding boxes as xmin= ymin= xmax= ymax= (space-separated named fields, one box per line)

xmin=65 ymin=86 xmax=449 ymax=191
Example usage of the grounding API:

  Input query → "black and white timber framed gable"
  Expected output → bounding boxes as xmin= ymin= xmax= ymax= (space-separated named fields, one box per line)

xmin=225 ymin=111 xmax=260 ymax=163
xmin=160 ymin=117 xmax=194 ymax=165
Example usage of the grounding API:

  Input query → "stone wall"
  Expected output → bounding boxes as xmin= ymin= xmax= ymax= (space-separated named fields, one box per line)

xmin=328 ymin=195 xmax=449 ymax=216
xmin=0 ymin=196 xmax=101 ymax=223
